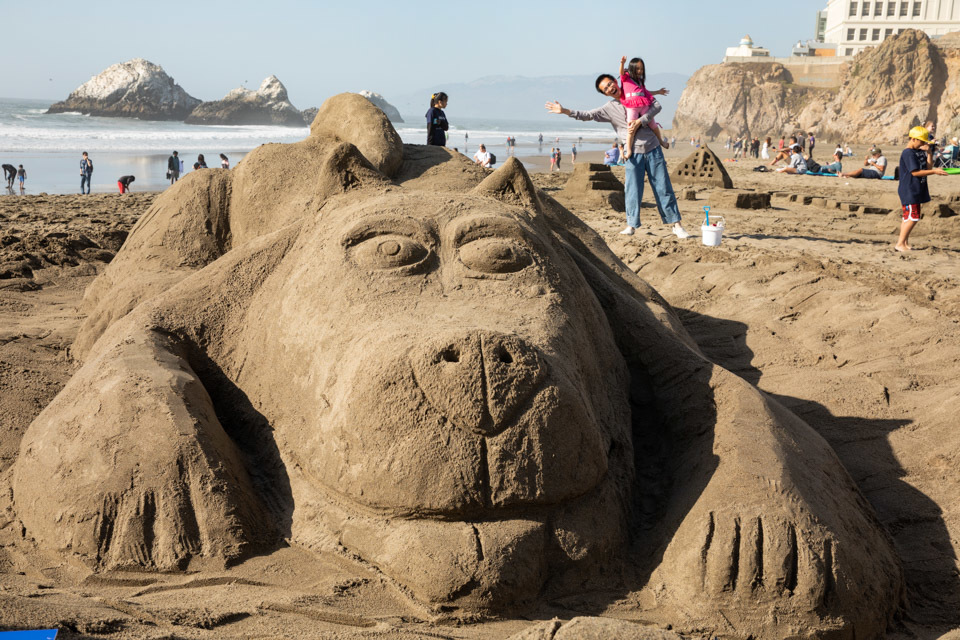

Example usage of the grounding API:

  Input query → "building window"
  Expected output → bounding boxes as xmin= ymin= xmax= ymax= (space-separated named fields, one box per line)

xmin=900 ymin=1 xmax=908 ymax=15
xmin=847 ymin=27 xmax=856 ymax=40
xmin=846 ymin=47 xmax=854 ymax=55
xmin=850 ymin=1 xmax=858 ymax=15
xmin=860 ymin=28 xmax=868 ymax=40
xmin=888 ymin=1 xmax=896 ymax=14
xmin=862 ymin=1 xmax=870 ymax=14
xmin=898 ymin=28 xmax=905 ymax=33
xmin=913 ymin=1 xmax=921 ymax=15
xmin=875 ymin=1 xmax=884 ymax=14
xmin=885 ymin=28 xmax=893 ymax=38
xmin=873 ymin=28 xmax=881 ymax=39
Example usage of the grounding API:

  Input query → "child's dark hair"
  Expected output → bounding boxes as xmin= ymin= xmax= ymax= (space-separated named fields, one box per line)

xmin=627 ymin=57 xmax=646 ymax=87
xmin=430 ymin=92 xmax=448 ymax=107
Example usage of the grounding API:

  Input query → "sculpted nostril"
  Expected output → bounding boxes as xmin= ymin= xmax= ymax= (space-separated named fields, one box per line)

xmin=496 ymin=347 xmax=513 ymax=364
xmin=439 ymin=347 xmax=460 ymax=363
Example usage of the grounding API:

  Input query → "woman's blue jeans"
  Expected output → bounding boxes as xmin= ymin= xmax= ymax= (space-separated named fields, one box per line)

xmin=623 ymin=145 xmax=681 ymax=228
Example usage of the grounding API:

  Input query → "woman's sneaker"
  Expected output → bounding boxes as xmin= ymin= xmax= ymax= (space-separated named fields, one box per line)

xmin=620 ymin=226 xmax=636 ymax=236
xmin=672 ymin=224 xmax=691 ymax=239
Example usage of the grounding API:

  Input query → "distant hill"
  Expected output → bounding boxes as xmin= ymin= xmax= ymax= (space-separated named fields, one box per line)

xmin=393 ymin=73 xmax=688 ymax=125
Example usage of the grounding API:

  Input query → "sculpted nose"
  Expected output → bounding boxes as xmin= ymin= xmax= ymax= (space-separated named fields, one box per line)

xmin=411 ymin=331 xmax=546 ymax=437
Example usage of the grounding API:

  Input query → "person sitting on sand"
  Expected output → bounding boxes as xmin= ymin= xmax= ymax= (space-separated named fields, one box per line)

xmin=2 ymin=164 xmax=15 ymax=189
xmin=603 ymin=142 xmax=620 ymax=165
xmin=473 ymin=143 xmax=491 ymax=168
xmin=819 ymin=150 xmax=844 ymax=175
xmin=896 ymin=125 xmax=949 ymax=252
xmin=617 ymin=56 xmax=669 ymax=158
xmin=841 ymin=147 xmax=887 ymax=179
xmin=769 ymin=136 xmax=799 ymax=166
xmin=117 ymin=175 xmax=135 ymax=193
xmin=775 ymin=144 xmax=808 ymax=174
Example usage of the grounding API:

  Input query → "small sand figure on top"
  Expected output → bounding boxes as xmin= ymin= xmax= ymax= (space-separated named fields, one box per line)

xmin=618 ymin=56 xmax=669 ymax=159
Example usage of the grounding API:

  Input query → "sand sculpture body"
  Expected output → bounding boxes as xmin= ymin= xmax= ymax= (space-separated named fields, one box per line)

xmin=9 ymin=94 xmax=904 ymax=638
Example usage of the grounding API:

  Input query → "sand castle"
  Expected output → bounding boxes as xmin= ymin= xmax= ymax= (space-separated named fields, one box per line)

xmin=9 ymin=94 xmax=905 ymax=638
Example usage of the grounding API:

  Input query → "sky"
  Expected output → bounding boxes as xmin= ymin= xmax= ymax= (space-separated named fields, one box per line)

xmin=5 ymin=0 xmax=829 ymax=108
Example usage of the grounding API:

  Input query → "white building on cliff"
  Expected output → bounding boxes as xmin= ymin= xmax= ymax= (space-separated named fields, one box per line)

xmin=818 ymin=0 xmax=960 ymax=56
xmin=723 ymin=35 xmax=771 ymax=60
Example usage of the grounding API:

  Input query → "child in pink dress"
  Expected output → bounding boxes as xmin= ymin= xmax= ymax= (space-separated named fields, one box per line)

xmin=619 ymin=56 xmax=669 ymax=158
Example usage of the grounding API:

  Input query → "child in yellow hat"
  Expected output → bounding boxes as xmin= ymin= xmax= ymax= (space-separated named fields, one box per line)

xmin=896 ymin=126 xmax=949 ymax=252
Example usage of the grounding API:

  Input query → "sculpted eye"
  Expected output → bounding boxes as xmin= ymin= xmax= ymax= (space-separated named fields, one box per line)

xmin=459 ymin=237 xmax=532 ymax=274
xmin=351 ymin=234 xmax=429 ymax=271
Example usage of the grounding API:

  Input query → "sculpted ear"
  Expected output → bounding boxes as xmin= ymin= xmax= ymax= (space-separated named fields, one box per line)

xmin=471 ymin=157 xmax=542 ymax=211
xmin=309 ymin=93 xmax=403 ymax=178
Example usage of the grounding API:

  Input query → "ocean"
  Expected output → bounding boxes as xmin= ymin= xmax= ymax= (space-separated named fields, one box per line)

xmin=0 ymin=97 xmax=620 ymax=195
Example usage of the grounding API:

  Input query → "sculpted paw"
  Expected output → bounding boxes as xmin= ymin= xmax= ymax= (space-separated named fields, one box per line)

xmin=12 ymin=331 xmax=268 ymax=570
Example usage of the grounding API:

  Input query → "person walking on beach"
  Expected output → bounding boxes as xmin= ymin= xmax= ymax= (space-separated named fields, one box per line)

xmin=545 ymin=73 xmax=690 ymax=238
xmin=117 ymin=175 xmax=135 ymax=193
xmin=426 ymin=92 xmax=449 ymax=146
xmin=220 ymin=153 xmax=229 ymax=169
xmin=896 ymin=126 xmax=949 ymax=252
xmin=571 ymin=144 xmax=577 ymax=164
xmin=2 ymin=164 xmax=16 ymax=189
xmin=80 ymin=152 xmax=93 ymax=195
xmin=168 ymin=151 xmax=180 ymax=184
xmin=16 ymin=165 xmax=26 ymax=194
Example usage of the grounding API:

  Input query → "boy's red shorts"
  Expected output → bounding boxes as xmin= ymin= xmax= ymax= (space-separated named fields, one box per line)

xmin=901 ymin=203 xmax=921 ymax=222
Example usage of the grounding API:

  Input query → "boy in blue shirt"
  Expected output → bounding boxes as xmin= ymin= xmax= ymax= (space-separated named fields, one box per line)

xmin=897 ymin=126 xmax=949 ymax=252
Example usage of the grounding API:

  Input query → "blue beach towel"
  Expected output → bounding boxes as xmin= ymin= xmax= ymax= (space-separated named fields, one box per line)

xmin=804 ymin=171 xmax=840 ymax=177
xmin=0 ymin=631 xmax=58 ymax=639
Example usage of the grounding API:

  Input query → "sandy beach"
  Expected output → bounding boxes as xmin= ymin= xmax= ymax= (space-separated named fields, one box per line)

xmin=1 ymin=138 xmax=958 ymax=638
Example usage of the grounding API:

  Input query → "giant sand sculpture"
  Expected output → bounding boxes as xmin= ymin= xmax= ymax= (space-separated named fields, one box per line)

xmin=10 ymin=94 xmax=903 ymax=638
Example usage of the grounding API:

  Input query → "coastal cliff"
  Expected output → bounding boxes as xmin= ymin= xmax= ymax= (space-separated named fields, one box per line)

xmin=185 ymin=76 xmax=304 ymax=127
xmin=46 ymin=58 xmax=200 ymax=121
xmin=674 ymin=29 xmax=956 ymax=144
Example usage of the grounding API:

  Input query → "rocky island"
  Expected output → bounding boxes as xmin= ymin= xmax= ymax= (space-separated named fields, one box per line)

xmin=46 ymin=58 xmax=200 ymax=121
xmin=185 ymin=75 xmax=304 ymax=127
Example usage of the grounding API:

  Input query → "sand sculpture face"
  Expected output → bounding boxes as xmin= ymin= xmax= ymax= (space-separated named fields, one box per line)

xmin=9 ymin=94 xmax=904 ymax=637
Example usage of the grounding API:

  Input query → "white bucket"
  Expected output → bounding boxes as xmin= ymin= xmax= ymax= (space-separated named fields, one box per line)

xmin=701 ymin=216 xmax=724 ymax=246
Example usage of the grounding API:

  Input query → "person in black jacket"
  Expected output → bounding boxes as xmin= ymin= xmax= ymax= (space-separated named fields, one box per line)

xmin=117 ymin=175 xmax=135 ymax=193
xmin=167 ymin=151 xmax=180 ymax=184
xmin=425 ymin=92 xmax=449 ymax=146
xmin=2 ymin=164 xmax=15 ymax=189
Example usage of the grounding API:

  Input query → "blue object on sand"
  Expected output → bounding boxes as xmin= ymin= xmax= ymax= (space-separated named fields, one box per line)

xmin=0 ymin=631 xmax=58 ymax=639
xmin=803 ymin=171 xmax=841 ymax=176
xmin=881 ymin=175 xmax=896 ymax=180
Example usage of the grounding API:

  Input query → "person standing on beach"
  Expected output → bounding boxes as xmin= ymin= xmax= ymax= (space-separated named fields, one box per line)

xmin=808 ymin=132 xmax=816 ymax=156
xmin=16 ymin=165 xmax=26 ymax=194
xmin=117 ymin=175 xmax=135 ymax=193
xmin=425 ymin=92 xmax=449 ymax=146
xmin=571 ymin=143 xmax=577 ymax=164
xmin=197 ymin=154 xmax=208 ymax=169
xmin=896 ymin=126 xmax=948 ymax=252
xmin=555 ymin=147 xmax=562 ymax=171
xmin=545 ymin=74 xmax=690 ymax=238
xmin=549 ymin=148 xmax=557 ymax=172
xmin=2 ymin=164 xmax=16 ymax=189
xmin=168 ymin=151 xmax=180 ymax=184
xmin=80 ymin=152 xmax=93 ymax=195
xmin=538 ymin=133 xmax=543 ymax=145
xmin=220 ymin=154 xmax=229 ymax=169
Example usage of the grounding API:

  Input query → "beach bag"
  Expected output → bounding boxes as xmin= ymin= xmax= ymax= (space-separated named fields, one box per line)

xmin=489 ymin=153 xmax=496 ymax=166
xmin=166 ymin=170 xmax=172 ymax=179
xmin=806 ymin=159 xmax=821 ymax=173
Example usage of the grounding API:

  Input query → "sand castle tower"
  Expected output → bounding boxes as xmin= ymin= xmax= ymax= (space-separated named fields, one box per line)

xmin=670 ymin=145 xmax=733 ymax=189
xmin=556 ymin=163 xmax=625 ymax=211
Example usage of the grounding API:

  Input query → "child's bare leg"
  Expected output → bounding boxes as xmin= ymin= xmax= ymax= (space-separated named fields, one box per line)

xmin=623 ymin=130 xmax=634 ymax=159
xmin=895 ymin=219 xmax=917 ymax=251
